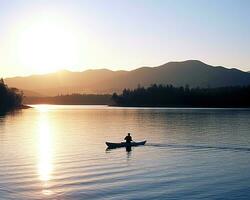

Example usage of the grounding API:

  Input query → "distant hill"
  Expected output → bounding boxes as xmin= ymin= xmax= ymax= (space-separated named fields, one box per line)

xmin=21 ymin=89 xmax=44 ymax=97
xmin=24 ymin=94 xmax=112 ymax=105
xmin=5 ymin=60 xmax=250 ymax=96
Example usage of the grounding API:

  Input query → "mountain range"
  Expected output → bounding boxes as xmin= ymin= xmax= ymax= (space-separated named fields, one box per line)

xmin=4 ymin=60 xmax=250 ymax=96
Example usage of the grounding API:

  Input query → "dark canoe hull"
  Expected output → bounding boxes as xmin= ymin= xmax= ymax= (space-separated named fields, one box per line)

xmin=106 ymin=141 xmax=146 ymax=149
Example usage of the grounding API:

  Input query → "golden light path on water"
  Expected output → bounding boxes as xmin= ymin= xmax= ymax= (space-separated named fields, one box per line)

xmin=37 ymin=105 xmax=54 ymax=196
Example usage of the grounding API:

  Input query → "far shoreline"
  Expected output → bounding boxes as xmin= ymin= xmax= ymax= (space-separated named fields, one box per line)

xmin=25 ymin=103 xmax=250 ymax=109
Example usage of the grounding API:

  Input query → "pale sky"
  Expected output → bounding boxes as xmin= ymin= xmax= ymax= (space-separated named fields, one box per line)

xmin=0 ymin=0 xmax=250 ymax=78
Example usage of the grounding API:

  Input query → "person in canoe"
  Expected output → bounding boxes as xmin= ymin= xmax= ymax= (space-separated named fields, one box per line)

xmin=124 ymin=133 xmax=133 ymax=143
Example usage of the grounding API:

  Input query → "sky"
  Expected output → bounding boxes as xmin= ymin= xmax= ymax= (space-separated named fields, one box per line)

xmin=0 ymin=0 xmax=250 ymax=78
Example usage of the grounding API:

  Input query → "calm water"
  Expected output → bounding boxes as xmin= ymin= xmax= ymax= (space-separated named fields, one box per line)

xmin=0 ymin=105 xmax=250 ymax=200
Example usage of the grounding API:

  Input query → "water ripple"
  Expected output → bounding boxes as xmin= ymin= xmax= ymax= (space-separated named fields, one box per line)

xmin=146 ymin=143 xmax=250 ymax=152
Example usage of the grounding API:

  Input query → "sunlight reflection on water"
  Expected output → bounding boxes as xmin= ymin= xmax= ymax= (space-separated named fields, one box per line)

xmin=37 ymin=109 xmax=54 ymax=196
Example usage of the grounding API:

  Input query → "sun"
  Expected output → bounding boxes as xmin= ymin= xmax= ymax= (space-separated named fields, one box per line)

xmin=16 ymin=15 xmax=80 ymax=74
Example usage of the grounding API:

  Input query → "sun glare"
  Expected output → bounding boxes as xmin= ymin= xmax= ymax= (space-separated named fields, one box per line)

xmin=37 ymin=110 xmax=53 ymax=182
xmin=36 ymin=105 xmax=51 ymax=113
xmin=16 ymin=14 xmax=81 ymax=74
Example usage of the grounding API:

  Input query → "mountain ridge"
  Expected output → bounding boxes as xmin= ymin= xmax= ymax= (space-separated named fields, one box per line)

xmin=4 ymin=60 xmax=250 ymax=96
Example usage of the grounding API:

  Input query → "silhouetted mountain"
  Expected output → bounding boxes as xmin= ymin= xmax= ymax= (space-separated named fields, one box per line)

xmin=5 ymin=60 xmax=250 ymax=96
xmin=22 ymin=89 xmax=44 ymax=97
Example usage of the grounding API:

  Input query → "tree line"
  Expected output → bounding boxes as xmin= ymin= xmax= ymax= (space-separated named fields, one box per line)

xmin=24 ymin=94 xmax=112 ymax=105
xmin=112 ymin=84 xmax=250 ymax=107
xmin=0 ymin=79 xmax=23 ymax=113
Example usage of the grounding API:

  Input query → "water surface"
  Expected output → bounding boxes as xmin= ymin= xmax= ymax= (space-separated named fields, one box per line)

xmin=0 ymin=105 xmax=250 ymax=199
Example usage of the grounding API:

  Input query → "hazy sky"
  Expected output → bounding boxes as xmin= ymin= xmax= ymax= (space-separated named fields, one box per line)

xmin=0 ymin=0 xmax=250 ymax=77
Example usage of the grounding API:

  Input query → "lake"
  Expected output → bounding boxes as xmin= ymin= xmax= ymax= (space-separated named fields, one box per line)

xmin=0 ymin=105 xmax=250 ymax=200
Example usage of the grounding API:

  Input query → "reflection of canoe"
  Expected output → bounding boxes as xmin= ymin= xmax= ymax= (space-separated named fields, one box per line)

xmin=106 ymin=141 xmax=146 ymax=149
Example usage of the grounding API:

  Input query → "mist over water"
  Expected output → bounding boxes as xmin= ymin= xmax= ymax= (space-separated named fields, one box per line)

xmin=0 ymin=105 xmax=250 ymax=199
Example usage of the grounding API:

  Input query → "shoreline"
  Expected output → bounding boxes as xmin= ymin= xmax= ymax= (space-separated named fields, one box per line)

xmin=19 ymin=104 xmax=33 ymax=109
xmin=0 ymin=104 xmax=32 ymax=115
xmin=26 ymin=103 xmax=250 ymax=109
xmin=109 ymin=104 xmax=250 ymax=109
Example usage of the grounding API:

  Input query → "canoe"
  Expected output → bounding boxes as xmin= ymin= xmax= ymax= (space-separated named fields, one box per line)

xmin=106 ymin=141 xmax=146 ymax=149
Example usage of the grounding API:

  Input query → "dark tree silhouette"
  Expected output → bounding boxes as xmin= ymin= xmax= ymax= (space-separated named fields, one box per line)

xmin=112 ymin=84 xmax=250 ymax=107
xmin=24 ymin=94 xmax=112 ymax=105
xmin=0 ymin=79 xmax=23 ymax=112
